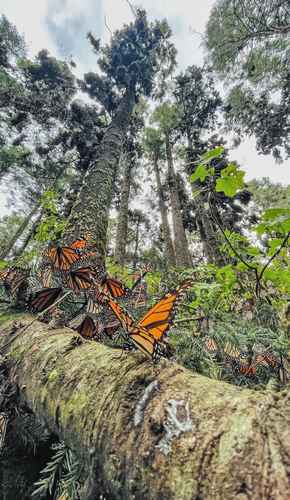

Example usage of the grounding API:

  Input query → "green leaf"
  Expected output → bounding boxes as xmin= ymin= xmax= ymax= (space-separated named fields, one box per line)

xmin=263 ymin=208 xmax=290 ymax=221
xmin=190 ymin=164 xmax=210 ymax=183
xmin=216 ymin=164 xmax=245 ymax=197
xmin=200 ymin=147 xmax=224 ymax=164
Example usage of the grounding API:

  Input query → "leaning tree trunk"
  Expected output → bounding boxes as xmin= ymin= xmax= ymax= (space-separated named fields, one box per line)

xmin=165 ymin=134 xmax=192 ymax=268
xmin=0 ymin=203 xmax=40 ymax=260
xmin=153 ymin=155 xmax=176 ymax=267
xmin=12 ymin=210 xmax=44 ymax=258
xmin=1 ymin=316 xmax=290 ymax=500
xmin=62 ymin=89 xmax=136 ymax=262
xmin=114 ymin=154 xmax=132 ymax=266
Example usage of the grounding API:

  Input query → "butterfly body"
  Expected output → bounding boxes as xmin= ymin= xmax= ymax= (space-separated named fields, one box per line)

xmin=105 ymin=279 xmax=193 ymax=360
xmin=64 ymin=267 xmax=97 ymax=293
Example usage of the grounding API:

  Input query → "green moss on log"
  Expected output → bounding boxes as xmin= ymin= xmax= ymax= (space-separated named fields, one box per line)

xmin=1 ymin=316 xmax=290 ymax=500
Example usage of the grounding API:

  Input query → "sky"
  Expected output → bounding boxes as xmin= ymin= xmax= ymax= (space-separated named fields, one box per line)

xmin=0 ymin=0 xmax=289 ymax=214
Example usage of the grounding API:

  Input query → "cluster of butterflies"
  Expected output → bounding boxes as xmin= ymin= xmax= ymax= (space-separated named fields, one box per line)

xmin=204 ymin=336 xmax=288 ymax=382
xmin=0 ymin=233 xmax=192 ymax=361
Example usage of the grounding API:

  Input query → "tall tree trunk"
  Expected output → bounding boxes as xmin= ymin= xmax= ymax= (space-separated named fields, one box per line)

xmin=153 ymin=155 xmax=176 ymax=267
xmin=114 ymin=154 xmax=132 ymax=266
xmin=165 ymin=134 xmax=191 ymax=268
xmin=62 ymin=175 xmax=83 ymax=219
xmin=1 ymin=317 xmax=290 ymax=500
xmin=187 ymin=132 xmax=226 ymax=266
xmin=12 ymin=210 xmax=44 ymax=258
xmin=0 ymin=203 xmax=40 ymax=260
xmin=132 ymin=216 xmax=141 ymax=269
xmin=63 ymin=89 xmax=136 ymax=263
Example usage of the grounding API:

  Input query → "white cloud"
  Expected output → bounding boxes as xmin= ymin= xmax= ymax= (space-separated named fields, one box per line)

xmin=1 ymin=0 xmax=58 ymax=58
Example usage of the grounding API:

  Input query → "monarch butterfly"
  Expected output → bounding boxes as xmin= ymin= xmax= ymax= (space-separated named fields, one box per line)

xmin=0 ymin=412 xmax=8 ymax=450
xmin=86 ymin=297 xmax=102 ymax=316
xmin=256 ymin=353 xmax=279 ymax=369
xmin=105 ymin=279 xmax=193 ymax=360
xmin=73 ymin=315 xmax=97 ymax=339
xmin=37 ymin=265 xmax=53 ymax=288
xmin=101 ymin=277 xmax=130 ymax=298
xmin=0 ymin=270 xmax=9 ymax=282
xmin=43 ymin=233 xmax=95 ymax=271
xmin=204 ymin=336 xmax=219 ymax=355
xmin=223 ymin=341 xmax=241 ymax=361
xmin=28 ymin=287 xmax=63 ymax=313
xmin=238 ymin=364 xmax=256 ymax=376
xmin=43 ymin=244 xmax=81 ymax=271
xmin=130 ymin=281 xmax=148 ymax=308
xmin=0 ymin=267 xmax=29 ymax=297
xmin=64 ymin=267 xmax=96 ymax=293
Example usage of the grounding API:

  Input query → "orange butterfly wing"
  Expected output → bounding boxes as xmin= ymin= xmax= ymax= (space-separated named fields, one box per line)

xmin=106 ymin=280 xmax=192 ymax=359
xmin=138 ymin=280 xmax=192 ymax=341
xmin=65 ymin=267 xmax=96 ymax=293
xmin=104 ymin=278 xmax=128 ymax=298
xmin=45 ymin=246 xmax=80 ymax=271
xmin=107 ymin=298 xmax=157 ymax=358
xmin=70 ymin=232 xmax=94 ymax=250
xmin=107 ymin=298 xmax=134 ymax=331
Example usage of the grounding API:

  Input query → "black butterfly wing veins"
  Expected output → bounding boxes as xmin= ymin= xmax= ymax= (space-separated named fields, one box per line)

xmin=64 ymin=267 xmax=96 ymax=293
xmin=76 ymin=316 xmax=97 ymax=339
xmin=138 ymin=279 xmax=193 ymax=342
xmin=106 ymin=279 xmax=193 ymax=360
xmin=28 ymin=287 xmax=63 ymax=313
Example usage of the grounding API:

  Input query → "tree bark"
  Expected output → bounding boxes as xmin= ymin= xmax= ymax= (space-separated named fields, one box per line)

xmin=12 ymin=210 xmax=44 ymax=258
xmin=1 ymin=316 xmax=290 ymax=500
xmin=0 ymin=203 xmax=40 ymax=260
xmin=132 ymin=215 xmax=141 ymax=269
xmin=152 ymin=155 xmax=176 ymax=267
xmin=187 ymin=132 xmax=226 ymax=266
xmin=165 ymin=134 xmax=192 ymax=268
xmin=114 ymin=154 xmax=132 ymax=266
xmin=63 ymin=89 xmax=136 ymax=263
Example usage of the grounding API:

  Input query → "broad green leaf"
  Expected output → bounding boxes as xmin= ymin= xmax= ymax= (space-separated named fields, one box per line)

xmin=216 ymin=164 xmax=245 ymax=197
xmin=263 ymin=208 xmax=290 ymax=221
xmin=246 ymin=246 xmax=260 ymax=257
xmin=190 ymin=164 xmax=210 ymax=183
xmin=200 ymin=147 xmax=224 ymax=164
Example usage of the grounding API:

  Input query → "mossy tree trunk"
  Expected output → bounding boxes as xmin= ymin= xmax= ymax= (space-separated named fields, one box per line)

xmin=62 ymin=89 xmax=136 ymax=262
xmin=1 ymin=317 xmax=289 ymax=500
xmin=152 ymin=154 xmax=176 ymax=267
xmin=114 ymin=154 xmax=132 ymax=266
xmin=165 ymin=134 xmax=192 ymax=268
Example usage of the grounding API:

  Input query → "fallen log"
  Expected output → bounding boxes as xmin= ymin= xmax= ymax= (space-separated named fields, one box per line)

xmin=0 ymin=316 xmax=290 ymax=499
